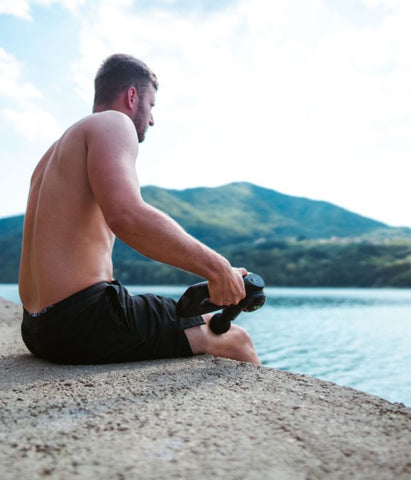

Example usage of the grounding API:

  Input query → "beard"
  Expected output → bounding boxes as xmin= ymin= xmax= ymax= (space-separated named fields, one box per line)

xmin=133 ymin=109 xmax=148 ymax=143
xmin=138 ymin=129 xmax=146 ymax=143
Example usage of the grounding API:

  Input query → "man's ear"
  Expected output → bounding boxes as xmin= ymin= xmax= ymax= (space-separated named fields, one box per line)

xmin=126 ymin=86 xmax=139 ymax=110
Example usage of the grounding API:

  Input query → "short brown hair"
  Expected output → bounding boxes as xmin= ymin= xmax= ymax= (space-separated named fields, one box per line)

xmin=93 ymin=53 xmax=158 ymax=110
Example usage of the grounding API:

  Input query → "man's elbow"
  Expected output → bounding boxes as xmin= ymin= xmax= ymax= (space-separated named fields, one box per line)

xmin=104 ymin=202 xmax=147 ymax=239
xmin=105 ymin=209 xmax=135 ymax=238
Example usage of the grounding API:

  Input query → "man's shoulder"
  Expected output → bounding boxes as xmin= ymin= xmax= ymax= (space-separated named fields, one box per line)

xmin=73 ymin=111 xmax=138 ymax=157
xmin=63 ymin=111 xmax=133 ymax=142
xmin=75 ymin=111 xmax=134 ymax=138
xmin=90 ymin=110 xmax=132 ymax=126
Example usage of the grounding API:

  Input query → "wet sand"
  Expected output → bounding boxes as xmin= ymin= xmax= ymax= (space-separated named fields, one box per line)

xmin=1 ymin=297 xmax=410 ymax=479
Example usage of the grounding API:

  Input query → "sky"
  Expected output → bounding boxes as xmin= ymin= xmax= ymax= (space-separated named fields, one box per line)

xmin=0 ymin=0 xmax=410 ymax=227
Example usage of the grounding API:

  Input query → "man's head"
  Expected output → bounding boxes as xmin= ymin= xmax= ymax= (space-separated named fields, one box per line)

xmin=93 ymin=53 xmax=158 ymax=142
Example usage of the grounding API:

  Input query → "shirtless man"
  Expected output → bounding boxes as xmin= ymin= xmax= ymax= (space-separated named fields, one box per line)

xmin=19 ymin=53 xmax=260 ymax=366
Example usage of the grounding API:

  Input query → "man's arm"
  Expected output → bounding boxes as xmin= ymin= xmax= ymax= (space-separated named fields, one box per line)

xmin=86 ymin=111 xmax=246 ymax=305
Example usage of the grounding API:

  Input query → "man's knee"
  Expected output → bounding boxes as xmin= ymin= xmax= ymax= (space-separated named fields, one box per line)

xmin=224 ymin=324 xmax=250 ymax=345
xmin=185 ymin=322 xmax=260 ymax=365
xmin=210 ymin=324 xmax=259 ymax=364
xmin=223 ymin=325 xmax=253 ymax=354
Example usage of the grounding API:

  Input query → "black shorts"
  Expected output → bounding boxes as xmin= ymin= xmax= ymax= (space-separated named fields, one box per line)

xmin=21 ymin=281 xmax=205 ymax=365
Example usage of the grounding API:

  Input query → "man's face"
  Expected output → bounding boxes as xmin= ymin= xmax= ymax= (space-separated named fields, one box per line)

xmin=133 ymin=83 xmax=156 ymax=143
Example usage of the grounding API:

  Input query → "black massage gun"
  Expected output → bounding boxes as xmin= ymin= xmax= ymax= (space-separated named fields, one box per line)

xmin=176 ymin=273 xmax=266 ymax=334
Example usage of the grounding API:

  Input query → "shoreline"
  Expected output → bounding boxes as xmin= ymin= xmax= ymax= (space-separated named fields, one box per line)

xmin=1 ymin=297 xmax=410 ymax=479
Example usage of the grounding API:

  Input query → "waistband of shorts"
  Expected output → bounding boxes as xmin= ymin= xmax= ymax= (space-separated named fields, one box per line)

xmin=23 ymin=281 xmax=121 ymax=319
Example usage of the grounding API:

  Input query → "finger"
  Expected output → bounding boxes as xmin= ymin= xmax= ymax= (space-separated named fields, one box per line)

xmin=234 ymin=269 xmax=247 ymax=299
xmin=238 ymin=267 xmax=248 ymax=277
xmin=208 ymin=290 xmax=229 ymax=306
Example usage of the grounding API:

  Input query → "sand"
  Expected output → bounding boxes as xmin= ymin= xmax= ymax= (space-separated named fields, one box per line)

xmin=0 ymin=297 xmax=410 ymax=479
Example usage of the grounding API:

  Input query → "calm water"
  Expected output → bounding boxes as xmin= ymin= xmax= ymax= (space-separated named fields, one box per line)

xmin=2 ymin=284 xmax=410 ymax=407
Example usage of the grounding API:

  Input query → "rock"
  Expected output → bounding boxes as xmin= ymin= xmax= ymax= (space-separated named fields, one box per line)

xmin=1 ymin=297 xmax=410 ymax=479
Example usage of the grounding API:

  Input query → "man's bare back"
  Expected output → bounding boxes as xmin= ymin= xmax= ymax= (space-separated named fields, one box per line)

xmin=19 ymin=113 xmax=119 ymax=313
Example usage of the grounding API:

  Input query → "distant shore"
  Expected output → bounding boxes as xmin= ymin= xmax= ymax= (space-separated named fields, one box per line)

xmin=1 ymin=296 xmax=410 ymax=479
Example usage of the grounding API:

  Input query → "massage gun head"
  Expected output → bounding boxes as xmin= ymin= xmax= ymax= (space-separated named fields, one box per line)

xmin=242 ymin=292 xmax=266 ymax=312
xmin=245 ymin=273 xmax=265 ymax=290
xmin=241 ymin=273 xmax=266 ymax=312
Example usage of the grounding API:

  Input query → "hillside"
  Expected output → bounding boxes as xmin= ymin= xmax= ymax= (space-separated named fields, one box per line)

xmin=1 ymin=182 xmax=411 ymax=285
xmin=141 ymin=182 xmax=388 ymax=247
xmin=0 ymin=215 xmax=24 ymax=283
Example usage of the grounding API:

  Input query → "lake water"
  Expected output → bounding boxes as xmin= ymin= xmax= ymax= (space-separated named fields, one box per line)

xmin=1 ymin=284 xmax=410 ymax=407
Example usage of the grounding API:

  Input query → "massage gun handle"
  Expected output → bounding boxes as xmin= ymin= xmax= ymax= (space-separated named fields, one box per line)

xmin=176 ymin=273 xmax=265 ymax=318
xmin=176 ymin=281 xmax=220 ymax=317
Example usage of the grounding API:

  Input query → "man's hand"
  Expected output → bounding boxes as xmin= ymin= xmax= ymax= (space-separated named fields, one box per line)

xmin=207 ymin=266 xmax=248 ymax=307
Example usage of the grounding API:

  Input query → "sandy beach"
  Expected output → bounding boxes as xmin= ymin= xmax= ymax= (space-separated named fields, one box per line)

xmin=1 ymin=296 xmax=410 ymax=479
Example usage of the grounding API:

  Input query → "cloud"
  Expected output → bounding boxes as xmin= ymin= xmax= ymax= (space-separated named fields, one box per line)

xmin=0 ymin=0 xmax=32 ymax=20
xmin=2 ymin=108 xmax=62 ymax=143
xmin=0 ymin=0 xmax=85 ymax=20
xmin=0 ymin=48 xmax=41 ymax=99
xmin=65 ymin=0 xmax=411 ymax=225
xmin=34 ymin=0 xmax=86 ymax=12
xmin=362 ymin=0 xmax=402 ymax=8
xmin=0 ymin=48 xmax=62 ymax=143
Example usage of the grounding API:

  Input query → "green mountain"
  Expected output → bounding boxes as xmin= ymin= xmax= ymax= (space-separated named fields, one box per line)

xmin=141 ymin=182 xmax=388 ymax=247
xmin=1 ymin=182 xmax=411 ymax=286
xmin=0 ymin=215 xmax=24 ymax=283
